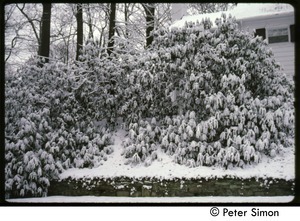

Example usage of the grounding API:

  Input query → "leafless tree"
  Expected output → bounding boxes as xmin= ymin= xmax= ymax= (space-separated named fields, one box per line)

xmin=38 ymin=3 xmax=51 ymax=66
xmin=76 ymin=4 xmax=83 ymax=61
xmin=5 ymin=4 xmax=43 ymax=68
xmin=50 ymin=4 xmax=77 ymax=64
xmin=142 ymin=3 xmax=155 ymax=48
xmin=107 ymin=3 xmax=116 ymax=56
xmin=16 ymin=4 xmax=40 ymax=45
xmin=85 ymin=3 xmax=94 ymax=40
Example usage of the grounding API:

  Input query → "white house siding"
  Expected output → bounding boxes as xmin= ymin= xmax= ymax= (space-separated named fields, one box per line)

xmin=270 ymin=43 xmax=294 ymax=79
xmin=240 ymin=13 xmax=295 ymax=80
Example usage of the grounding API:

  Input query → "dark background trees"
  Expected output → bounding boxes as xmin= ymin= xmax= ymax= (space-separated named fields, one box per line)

xmin=107 ymin=3 xmax=116 ymax=56
xmin=76 ymin=4 xmax=83 ymax=61
xmin=142 ymin=3 xmax=155 ymax=48
xmin=38 ymin=3 xmax=51 ymax=66
xmin=5 ymin=3 xmax=236 ymax=68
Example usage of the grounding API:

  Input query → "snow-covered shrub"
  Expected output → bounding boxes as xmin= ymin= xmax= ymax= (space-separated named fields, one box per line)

xmin=121 ymin=14 xmax=293 ymax=117
xmin=121 ymin=14 xmax=294 ymax=168
xmin=72 ymin=41 xmax=122 ymax=125
xmin=73 ymin=39 xmax=142 ymax=126
xmin=122 ymin=118 xmax=160 ymax=166
xmin=5 ymin=61 xmax=112 ymax=198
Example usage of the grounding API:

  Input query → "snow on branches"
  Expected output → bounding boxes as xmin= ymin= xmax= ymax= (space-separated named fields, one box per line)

xmin=5 ymin=62 xmax=113 ymax=198
xmin=121 ymin=14 xmax=294 ymax=168
xmin=5 ymin=13 xmax=294 ymax=198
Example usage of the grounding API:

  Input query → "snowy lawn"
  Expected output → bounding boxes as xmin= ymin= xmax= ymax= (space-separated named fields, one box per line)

xmin=60 ymin=129 xmax=295 ymax=181
xmin=6 ymin=195 xmax=294 ymax=203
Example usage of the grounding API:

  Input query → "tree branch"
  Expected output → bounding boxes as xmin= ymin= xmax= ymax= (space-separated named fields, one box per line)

xmin=16 ymin=3 xmax=40 ymax=43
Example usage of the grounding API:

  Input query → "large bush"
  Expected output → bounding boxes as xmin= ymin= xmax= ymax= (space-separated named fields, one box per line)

xmin=121 ymin=14 xmax=294 ymax=168
xmin=5 ymin=14 xmax=295 ymax=198
xmin=5 ymin=61 xmax=112 ymax=198
xmin=72 ymin=39 xmax=141 ymax=125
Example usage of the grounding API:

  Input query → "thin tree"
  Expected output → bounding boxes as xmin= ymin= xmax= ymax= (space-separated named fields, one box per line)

xmin=76 ymin=3 xmax=83 ymax=61
xmin=38 ymin=3 xmax=51 ymax=66
xmin=16 ymin=4 xmax=40 ymax=45
xmin=142 ymin=3 xmax=155 ymax=48
xmin=107 ymin=3 xmax=116 ymax=56
xmin=86 ymin=4 xmax=94 ymax=40
xmin=124 ymin=3 xmax=129 ymax=38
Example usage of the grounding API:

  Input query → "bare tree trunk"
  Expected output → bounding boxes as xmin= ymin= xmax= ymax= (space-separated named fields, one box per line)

xmin=86 ymin=4 xmax=94 ymax=40
xmin=38 ymin=3 xmax=51 ymax=66
xmin=107 ymin=3 xmax=116 ymax=56
xmin=124 ymin=3 xmax=128 ymax=38
xmin=142 ymin=3 xmax=155 ymax=48
xmin=76 ymin=4 xmax=83 ymax=61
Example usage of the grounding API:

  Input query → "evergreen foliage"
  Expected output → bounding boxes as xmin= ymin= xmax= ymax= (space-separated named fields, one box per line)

xmin=5 ymin=14 xmax=294 ymax=198
xmin=120 ymin=14 xmax=294 ymax=168
xmin=5 ymin=61 xmax=112 ymax=198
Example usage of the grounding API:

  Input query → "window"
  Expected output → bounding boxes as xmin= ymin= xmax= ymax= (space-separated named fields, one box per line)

xmin=255 ymin=28 xmax=266 ymax=39
xmin=255 ymin=25 xmax=294 ymax=44
xmin=268 ymin=27 xmax=289 ymax=43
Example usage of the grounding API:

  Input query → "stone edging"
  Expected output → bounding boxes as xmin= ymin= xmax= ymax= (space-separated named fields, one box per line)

xmin=48 ymin=176 xmax=295 ymax=197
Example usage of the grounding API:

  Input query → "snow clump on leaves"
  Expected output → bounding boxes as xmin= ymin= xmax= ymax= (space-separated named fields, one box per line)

xmin=121 ymin=14 xmax=294 ymax=168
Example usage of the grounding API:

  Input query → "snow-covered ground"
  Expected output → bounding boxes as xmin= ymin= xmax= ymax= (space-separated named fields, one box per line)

xmin=6 ymin=130 xmax=294 ymax=204
xmin=60 ymin=129 xmax=295 ymax=181
xmin=6 ymin=195 xmax=294 ymax=203
xmin=7 ymin=129 xmax=291 ymax=204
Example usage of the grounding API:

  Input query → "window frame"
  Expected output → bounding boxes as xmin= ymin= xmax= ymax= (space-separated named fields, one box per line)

xmin=266 ymin=26 xmax=290 ymax=44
